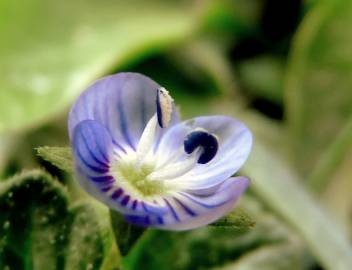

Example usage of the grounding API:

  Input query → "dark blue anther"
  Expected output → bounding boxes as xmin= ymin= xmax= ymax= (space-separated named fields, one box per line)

xmin=184 ymin=130 xmax=218 ymax=164
xmin=156 ymin=88 xmax=163 ymax=127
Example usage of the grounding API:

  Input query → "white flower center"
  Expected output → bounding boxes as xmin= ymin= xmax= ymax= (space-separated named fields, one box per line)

xmin=110 ymin=112 xmax=199 ymax=199
xmin=109 ymin=88 xmax=218 ymax=200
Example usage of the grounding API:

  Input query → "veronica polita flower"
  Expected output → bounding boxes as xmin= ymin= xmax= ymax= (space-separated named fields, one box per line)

xmin=68 ymin=73 xmax=252 ymax=230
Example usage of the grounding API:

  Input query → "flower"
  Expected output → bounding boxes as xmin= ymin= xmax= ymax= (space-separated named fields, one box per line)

xmin=68 ymin=72 xmax=252 ymax=230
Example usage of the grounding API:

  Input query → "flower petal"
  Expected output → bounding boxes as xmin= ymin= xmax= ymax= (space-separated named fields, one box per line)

xmin=69 ymin=72 xmax=180 ymax=152
xmin=124 ymin=176 xmax=249 ymax=230
xmin=155 ymin=116 xmax=252 ymax=191
xmin=72 ymin=119 xmax=167 ymax=216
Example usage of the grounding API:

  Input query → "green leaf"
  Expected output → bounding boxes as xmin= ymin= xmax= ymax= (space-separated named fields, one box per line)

xmin=285 ymin=0 xmax=352 ymax=175
xmin=200 ymin=0 xmax=262 ymax=36
xmin=213 ymin=243 xmax=302 ymax=270
xmin=307 ymin=115 xmax=352 ymax=192
xmin=36 ymin=146 xmax=73 ymax=173
xmin=243 ymin=141 xmax=352 ymax=270
xmin=209 ymin=208 xmax=255 ymax=230
xmin=169 ymin=40 xmax=243 ymax=98
xmin=64 ymin=203 xmax=114 ymax=270
xmin=0 ymin=170 xmax=115 ymax=270
xmin=321 ymin=146 xmax=352 ymax=231
xmin=0 ymin=136 xmax=16 ymax=177
xmin=0 ymin=170 xmax=68 ymax=270
xmin=238 ymin=55 xmax=284 ymax=104
xmin=0 ymin=0 xmax=196 ymax=134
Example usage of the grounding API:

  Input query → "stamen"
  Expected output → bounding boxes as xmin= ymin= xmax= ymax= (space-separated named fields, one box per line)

xmin=136 ymin=115 xmax=158 ymax=167
xmin=184 ymin=129 xmax=218 ymax=164
xmin=156 ymin=87 xmax=173 ymax=128
xmin=136 ymin=87 xmax=174 ymax=168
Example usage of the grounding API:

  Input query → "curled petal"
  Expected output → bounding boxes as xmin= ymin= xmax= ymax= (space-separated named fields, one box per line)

xmin=125 ymin=176 xmax=249 ymax=230
xmin=72 ymin=120 xmax=167 ymax=216
xmin=155 ymin=116 xmax=252 ymax=191
xmin=69 ymin=73 xmax=180 ymax=152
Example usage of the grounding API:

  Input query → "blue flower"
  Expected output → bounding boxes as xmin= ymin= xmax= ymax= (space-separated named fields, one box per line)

xmin=68 ymin=72 xmax=252 ymax=230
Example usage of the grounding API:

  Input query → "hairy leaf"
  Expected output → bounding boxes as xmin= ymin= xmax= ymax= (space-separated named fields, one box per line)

xmin=36 ymin=146 xmax=73 ymax=173
xmin=209 ymin=207 xmax=255 ymax=230
xmin=0 ymin=170 xmax=115 ymax=270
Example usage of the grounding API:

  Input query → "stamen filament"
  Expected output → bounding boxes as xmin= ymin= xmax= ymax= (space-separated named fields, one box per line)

xmin=135 ymin=114 xmax=158 ymax=168
xmin=156 ymin=147 xmax=184 ymax=170
xmin=148 ymin=149 xmax=202 ymax=181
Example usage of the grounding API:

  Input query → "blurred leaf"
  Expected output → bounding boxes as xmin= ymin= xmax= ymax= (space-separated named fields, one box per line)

xmin=285 ymin=0 xmax=352 ymax=175
xmin=1 ymin=119 xmax=70 ymax=179
xmin=200 ymin=0 xmax=262 ymax=37
xmin=0 ymin=0 xmax=196 ymax=134
xmin=243 ymin=141 xmax=352 ymax=270
xmin=308 ymin=115 xmax=352 ymax=192
xmin=238 ymin=55 xmax=284 ymax=103
xmin=170 ymin=40 xmax=243 ymax=98
xmin=36 ymin=146 xmax=73 ymax=173
xmin=214 ymin=243 xmax=302 ymax=270
xmin=209 ymin=208 xmax=255 ymax=230
xmin=320 ymin=147 xmax=352 ymax=233
xmin=0 ymin=170 xmax=115 ymax=270
xmin=0 ymin=136 xmax=16 ymax=177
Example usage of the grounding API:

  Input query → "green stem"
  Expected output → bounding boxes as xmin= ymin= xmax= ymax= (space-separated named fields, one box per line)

xmin=109 ymin=210 xmax=146 ymax=257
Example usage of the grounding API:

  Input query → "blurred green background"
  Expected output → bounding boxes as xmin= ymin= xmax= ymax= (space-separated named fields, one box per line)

xmin=1 ymin=0 xmax=352 ymax=269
